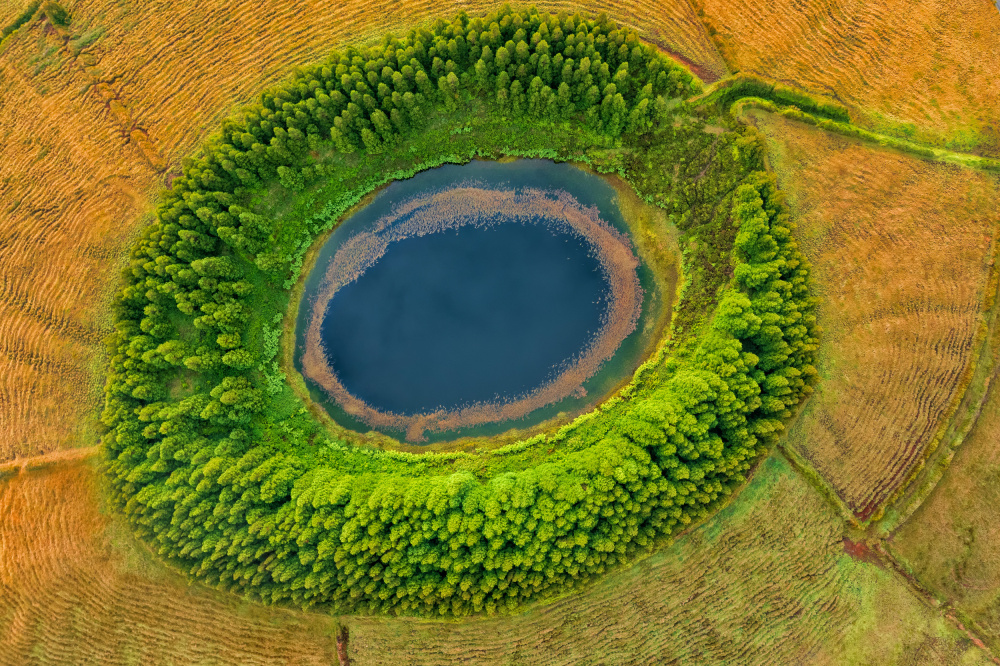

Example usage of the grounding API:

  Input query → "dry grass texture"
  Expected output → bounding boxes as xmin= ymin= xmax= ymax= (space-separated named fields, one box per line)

xmin=696 ymin=0 xmax=1000 ymax=155
xmin=0 ymin=0 xmax=721 ymax=463
xmin=0 ymin=2 xmax=38 ymax=32
xmin=0 ymin=452 xmax=987 ymax=665
xmin=754 ymin=111 xmax=1000 ymax=520
xmin=0 ymin=23 xmax=153 ymax=462
xmin=0 ymin=451 xmax=341 ymax=665
xmin=893 ymin=369 xmax=1000 ymax=653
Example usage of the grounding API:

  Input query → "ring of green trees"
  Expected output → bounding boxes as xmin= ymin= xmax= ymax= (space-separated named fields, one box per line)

xmin=103 ymin=7 xmax=818 ymax=617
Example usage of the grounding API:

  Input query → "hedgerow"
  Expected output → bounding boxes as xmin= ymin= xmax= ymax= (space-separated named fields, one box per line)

xmin=102 ymin=7 xmax=818 ymax=616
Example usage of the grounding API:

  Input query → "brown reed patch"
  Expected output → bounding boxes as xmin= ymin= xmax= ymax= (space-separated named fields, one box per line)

xmin=301 ymin=186 xmax=643 ymax=441
xmin=752 ymin=110 xmax=1000 ymax=520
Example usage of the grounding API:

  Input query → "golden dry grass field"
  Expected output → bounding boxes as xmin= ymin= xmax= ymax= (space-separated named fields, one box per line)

xmin=695 ymin=0 xmax=1000 ymax=155
xmin=750 ymin=111 xmax=1000 ymax=521
xmin=2 ymin=0 xmax=1000 ymax=663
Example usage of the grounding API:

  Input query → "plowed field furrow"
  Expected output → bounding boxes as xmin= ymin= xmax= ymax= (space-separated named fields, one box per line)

xmin=752 ymin=111 xmax=1000 ymax=520
xmin=0 ymin=281 xmax=105 ymax=345
xmin=0 ymin=337 xmax=89 ymax=382
xmin=697 ymin=0 xmax=1000 ymax=155
xmin=0 ymin=458 xmax=341 ymax=666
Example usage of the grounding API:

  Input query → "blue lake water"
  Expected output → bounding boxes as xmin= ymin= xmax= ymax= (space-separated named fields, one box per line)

xmin=295 ymin=159 xmax=662 ymax=442
xmin=322 ymin=222 xmax=606 ymax=412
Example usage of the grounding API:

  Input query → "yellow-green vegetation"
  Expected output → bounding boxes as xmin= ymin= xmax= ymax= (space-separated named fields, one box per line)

xmin=347 ymin=454 xmax=991 ymax=664
xmin=892 ymin=369 xmax=1000 ymax=654
xmin=3 ymin=0 xmax=1000 ymax=661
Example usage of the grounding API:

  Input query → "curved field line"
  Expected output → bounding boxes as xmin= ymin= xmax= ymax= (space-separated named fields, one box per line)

xmin=695 ymin=0 xmax=1000 ymax=156
xmin=754 ymin=111 xmax=1000 ymax=520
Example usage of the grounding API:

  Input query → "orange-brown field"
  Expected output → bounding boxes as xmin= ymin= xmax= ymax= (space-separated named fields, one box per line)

xmin=696 ymin=0 xmax=1000 ymax=155
xmin=2 ymin=0 xmax=1000 ymax=662
xmin=750 ymin=111 xmax=1000 ymax=521
xmin=0 ymin=451 xmax=341 ymax=665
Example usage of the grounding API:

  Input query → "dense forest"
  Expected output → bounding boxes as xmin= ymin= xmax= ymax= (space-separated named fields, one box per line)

xmin=102 ymin=7 xmax=818 ymax=616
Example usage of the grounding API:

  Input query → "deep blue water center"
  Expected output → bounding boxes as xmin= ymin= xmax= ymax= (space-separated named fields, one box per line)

xmin=322 ymin=221 xmax=606 ymax=413
xmin=295 ymin=159 xmax=659 ymax=441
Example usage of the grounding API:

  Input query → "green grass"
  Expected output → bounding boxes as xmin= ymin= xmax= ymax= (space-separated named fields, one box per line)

xmin=342 ymin=453 xmax=989 ymax=664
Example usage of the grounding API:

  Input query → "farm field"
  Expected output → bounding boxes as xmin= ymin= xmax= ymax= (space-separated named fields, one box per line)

xmin=0 ymin=451 xmax=989 ymax=665
xmin=0 ymin=451 xmax=342 ymax=665
xmin=892 ymin=355 xmax=1000 ymax=654
xmin=696 ymin=0 xmax=1000 ymax=155
xmin=1 ymin=0 xmax=1000 ymax=663
xmin=749 ymin=111 xmax=1000 ymax=521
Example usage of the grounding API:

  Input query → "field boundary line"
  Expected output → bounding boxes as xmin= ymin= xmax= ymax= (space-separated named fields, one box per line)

xmin=775 ymin=443 xmax=858 ymax=529
xmin=0 ymin=445 xmax=100 ymax=480
xmin=685 ymin=0 xmax=736 ymax=78
xmin=874 ymin=225 xmax=1000 ymax=534
xmin=732 ymin=97 xmax=1000 ymax=173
